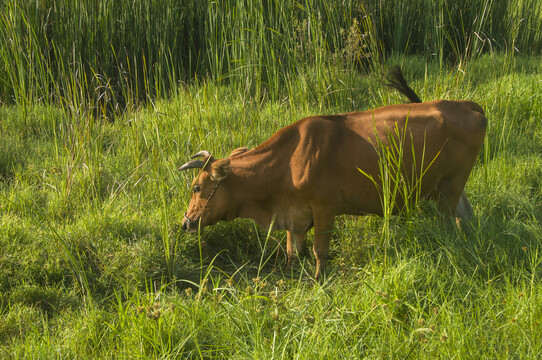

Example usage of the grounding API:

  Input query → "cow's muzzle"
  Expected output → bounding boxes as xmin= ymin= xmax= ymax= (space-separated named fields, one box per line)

xmin=181 ymin=213 xmax=198 ymax=233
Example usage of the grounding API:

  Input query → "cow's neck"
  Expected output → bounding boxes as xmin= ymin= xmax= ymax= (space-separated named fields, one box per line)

xmin=226 ymin=148 xmax=288 ymax=228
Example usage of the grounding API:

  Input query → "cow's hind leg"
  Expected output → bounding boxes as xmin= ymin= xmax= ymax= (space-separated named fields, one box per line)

xmin=455 ymin=191 xmax=474 ymax=221
xmin=286 ymin=231 xmax=304 ymax=269
xmin=435 ymin=176 xmax=470 ymax=220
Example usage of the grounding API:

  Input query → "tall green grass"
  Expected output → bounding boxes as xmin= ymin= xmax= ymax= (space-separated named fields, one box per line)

xmin=1 ymin=0 xmax=541 ymax=113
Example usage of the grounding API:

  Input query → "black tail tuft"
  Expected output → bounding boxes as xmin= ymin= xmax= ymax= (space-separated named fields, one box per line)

xmin=385 ymin=65 xmax=422 ymax=103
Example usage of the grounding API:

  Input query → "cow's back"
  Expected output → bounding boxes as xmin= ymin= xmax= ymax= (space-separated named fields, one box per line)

xmin=286 ymin=100 xmax=487 ymax=215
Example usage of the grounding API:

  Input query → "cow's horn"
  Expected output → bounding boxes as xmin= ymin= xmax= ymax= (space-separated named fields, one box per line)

xmin=178 ymin=150 xmax=212 ymax=171
xmin=191 ymin=150 xmax=211 ymax=159
xmin=179 ymin=160 xmax=206 ymax=171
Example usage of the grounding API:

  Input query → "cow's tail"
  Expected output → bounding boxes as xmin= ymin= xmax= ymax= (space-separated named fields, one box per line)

xmin=385 ymin=65 xmax=422 ymax=104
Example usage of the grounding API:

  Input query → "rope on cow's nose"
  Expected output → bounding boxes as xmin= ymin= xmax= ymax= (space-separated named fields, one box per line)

xmin=184 ymin=181 xmax=221 ymax=224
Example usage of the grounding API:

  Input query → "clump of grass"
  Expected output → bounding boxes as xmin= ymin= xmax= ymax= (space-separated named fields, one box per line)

xmin=358 ymin=113 xmax=440 ymax=273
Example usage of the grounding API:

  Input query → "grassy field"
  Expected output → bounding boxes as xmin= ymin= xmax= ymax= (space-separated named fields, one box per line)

xmin=1 ymin=0 xmax=542 ymax=358
xmin=1 ymin=53 xmax=541 ymax=358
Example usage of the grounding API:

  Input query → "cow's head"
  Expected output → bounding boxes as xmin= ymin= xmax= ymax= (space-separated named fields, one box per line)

xmin=179 ymin=151 xmax=232 ymax=232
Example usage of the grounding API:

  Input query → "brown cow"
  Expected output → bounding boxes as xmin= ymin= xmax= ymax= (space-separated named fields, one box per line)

xmin=179 ymin=68 xmax=487 ymax=279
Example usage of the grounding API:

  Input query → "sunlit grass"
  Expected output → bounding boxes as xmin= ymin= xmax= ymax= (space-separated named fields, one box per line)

xmin=1 ymin=53 xmax=541 ymax=357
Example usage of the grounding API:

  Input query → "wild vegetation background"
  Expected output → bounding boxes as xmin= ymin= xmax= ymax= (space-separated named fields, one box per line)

xmin=1 ymin=0 xmax=541 ymax=358
xmin=1 ymin=0 xmax=541 ymax=111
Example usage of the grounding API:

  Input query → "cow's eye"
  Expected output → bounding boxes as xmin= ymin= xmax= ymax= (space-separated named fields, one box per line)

xmin=193 ymin=186 xmax=201 ymax=193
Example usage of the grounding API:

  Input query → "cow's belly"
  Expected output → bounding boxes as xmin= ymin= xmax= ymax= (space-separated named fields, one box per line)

xmin=338 ymin=173 xmax=441 ymax=216
xmin=272 ymin=203 xmax=313 ymax=234
xmin=339 ymin=196 xmax=385 ymax=216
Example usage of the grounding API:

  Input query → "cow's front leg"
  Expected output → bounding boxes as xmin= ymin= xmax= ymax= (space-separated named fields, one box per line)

xmin=312 ymin=211 xmax=336 ymax=280
xmin=286 ymin=231 xmax=304 ymax=269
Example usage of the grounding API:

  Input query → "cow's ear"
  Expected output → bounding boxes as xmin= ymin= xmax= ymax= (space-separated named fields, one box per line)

xmin=210 ymin=159 xmax=231 ymax=181
xmin=229 ymin=147 xmax=249 ymax=157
